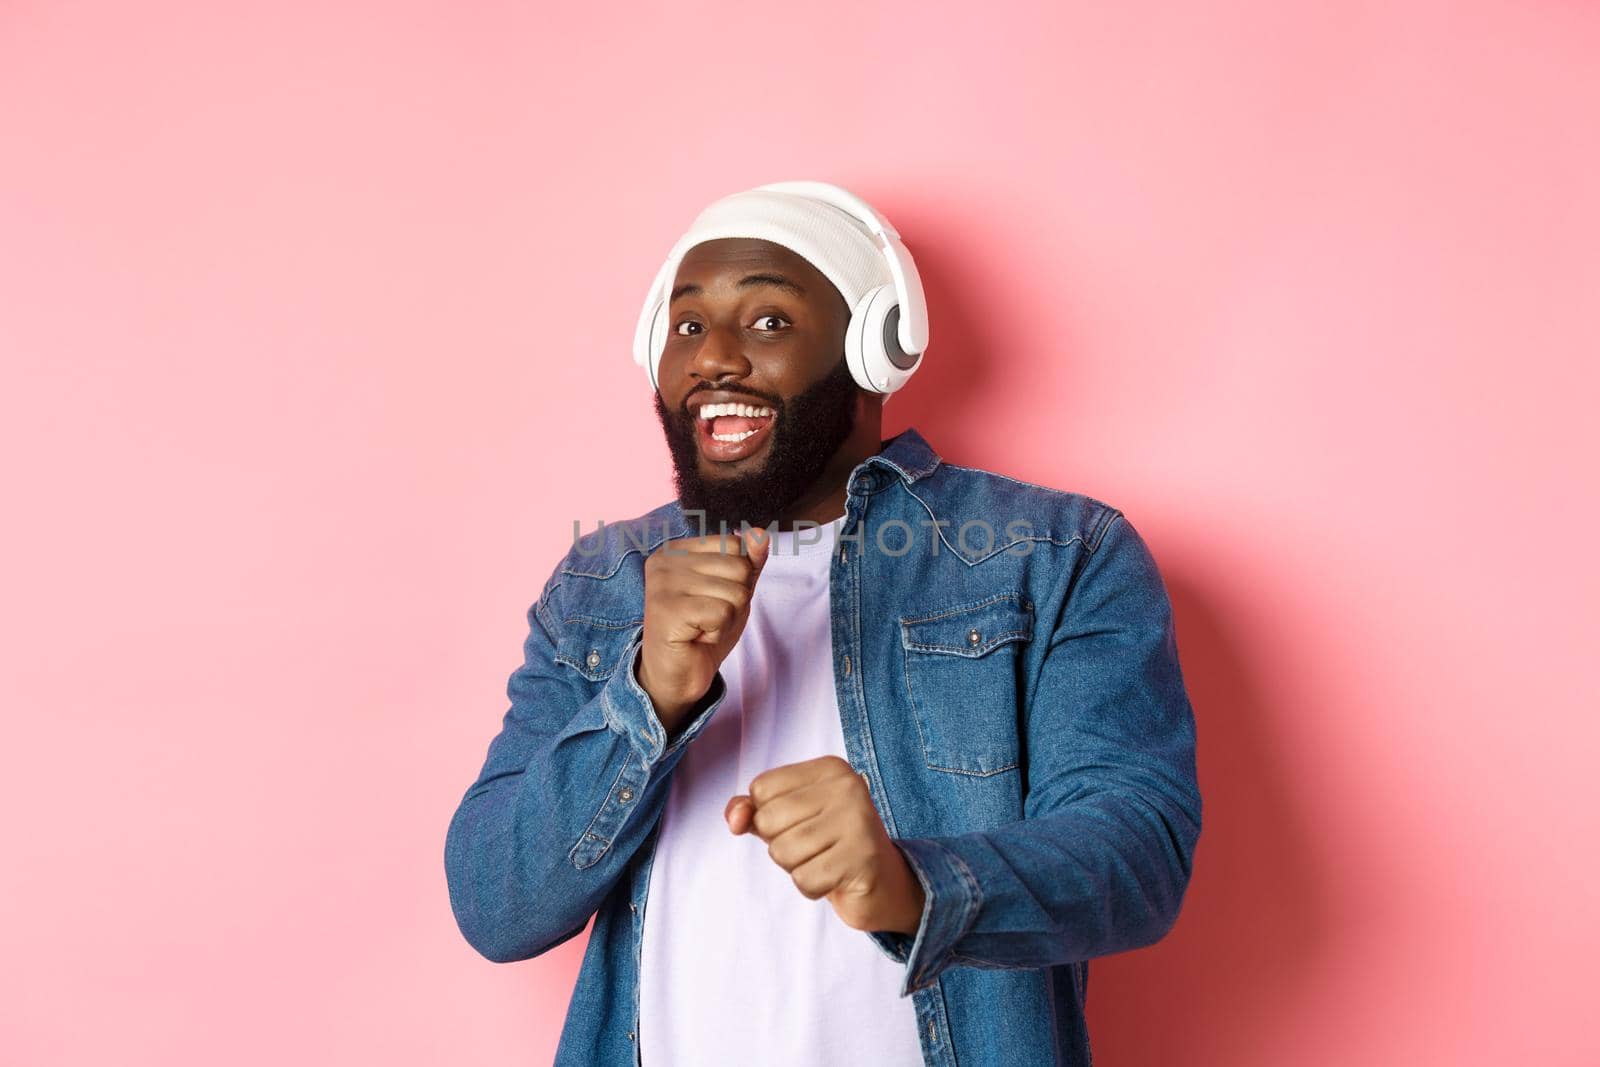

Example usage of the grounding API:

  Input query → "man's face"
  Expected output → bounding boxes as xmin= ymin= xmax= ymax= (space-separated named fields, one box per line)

xmin=652 ymin=237 xmax=859 ymax=530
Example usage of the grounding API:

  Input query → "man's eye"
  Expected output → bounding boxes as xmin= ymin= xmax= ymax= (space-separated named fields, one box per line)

xmin=674 ymin=321 xmax=702 ymax=336
xmin=752 ymin=314 xmax=791 ymax=332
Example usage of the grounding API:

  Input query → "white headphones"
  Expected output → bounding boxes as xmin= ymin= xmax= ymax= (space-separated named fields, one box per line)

xmin=631 ymin=180 xmax=930 ymax=398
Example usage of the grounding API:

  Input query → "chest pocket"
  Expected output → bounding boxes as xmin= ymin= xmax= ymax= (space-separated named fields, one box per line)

xmin=554 ymin=614 xmax=643 ymax=682
xmin=900 ymin=593 xmax=1033 ymax=777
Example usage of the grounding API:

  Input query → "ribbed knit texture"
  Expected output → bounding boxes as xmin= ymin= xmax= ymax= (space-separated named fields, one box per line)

xmin=661 ymin=188 xmax=894 ymax=312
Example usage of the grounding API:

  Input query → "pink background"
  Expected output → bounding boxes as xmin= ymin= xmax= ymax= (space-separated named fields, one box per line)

xmin=3 ymin=2 xmax=1596 ymax=1063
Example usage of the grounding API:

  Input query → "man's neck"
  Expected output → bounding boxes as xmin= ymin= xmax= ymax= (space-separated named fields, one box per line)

xmin=766 ymin=417 xmax=886 ymax=531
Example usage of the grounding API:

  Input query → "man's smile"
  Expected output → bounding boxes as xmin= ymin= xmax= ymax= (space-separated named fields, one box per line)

xmin=689 ymin=394 xmax=778 ymax=464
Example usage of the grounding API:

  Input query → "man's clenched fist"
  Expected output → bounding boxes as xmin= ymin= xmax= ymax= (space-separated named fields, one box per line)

xmin=724 ymin=755 xmax=927 ymax=936
xmin=635 ymin=525 xmax=770 ymax=738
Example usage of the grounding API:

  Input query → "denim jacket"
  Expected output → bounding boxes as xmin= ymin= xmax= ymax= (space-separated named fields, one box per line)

xmin=444 ymin=426 xmax=1202 ymax=1066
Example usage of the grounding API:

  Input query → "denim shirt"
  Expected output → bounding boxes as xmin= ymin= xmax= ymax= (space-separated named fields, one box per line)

xmin=444 ymin=426 xmax=1202 ymax=1066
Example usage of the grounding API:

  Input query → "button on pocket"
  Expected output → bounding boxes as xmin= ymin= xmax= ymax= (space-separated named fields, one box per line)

xmin=555 ymin=615 xmax=642 ymax=681
xmin=900 ymin=594 xmax=1033 ymax=776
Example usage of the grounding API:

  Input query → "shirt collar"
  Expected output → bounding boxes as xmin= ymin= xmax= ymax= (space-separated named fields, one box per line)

xmin=860 ymin=425 xmax=941 ymax=486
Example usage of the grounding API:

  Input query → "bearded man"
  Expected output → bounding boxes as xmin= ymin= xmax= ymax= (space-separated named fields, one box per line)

xmin=445 ymin=181 xmax=1203 ymax=1067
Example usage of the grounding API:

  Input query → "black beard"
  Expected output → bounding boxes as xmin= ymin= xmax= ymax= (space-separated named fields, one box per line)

xmin=653 ymin=355 xmax=860 ymax=531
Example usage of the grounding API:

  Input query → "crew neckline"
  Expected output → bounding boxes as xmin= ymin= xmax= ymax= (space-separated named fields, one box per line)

xmin=764 ymin=514 xmax=845 ymax=559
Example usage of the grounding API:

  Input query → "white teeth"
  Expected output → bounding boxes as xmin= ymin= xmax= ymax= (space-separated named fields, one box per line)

xmin=698 ymin=402 xmax=774 ymax=420
xmin=711 ymin=429 xmax=758 ymax=442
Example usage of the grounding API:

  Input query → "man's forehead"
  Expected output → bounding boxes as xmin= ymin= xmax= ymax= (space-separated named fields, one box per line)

xmin=675 ymin=238 xmax=813 ymax=277
xmin=669 ymin=237 xmax=838 ymax=308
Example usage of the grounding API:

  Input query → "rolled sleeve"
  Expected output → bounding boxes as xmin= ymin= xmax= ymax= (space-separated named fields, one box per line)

xmin=601 ymin=625 xmax=727 ymax=769
xmin=868 ymin=837 xmax=985 ymax=996
xmin=445 ymin=563 xmax=735 ymax=963
xmin=565 ymin=626 xmax=729 ymax=870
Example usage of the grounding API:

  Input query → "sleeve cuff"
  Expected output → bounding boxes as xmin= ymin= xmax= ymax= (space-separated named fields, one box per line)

xmin=868 ymin=836 xmax=984 ymax=996
xmin=566 ymin=628 xmax=728 ymax=871
xmin=601 ymin=625 xmax=726 ymax=768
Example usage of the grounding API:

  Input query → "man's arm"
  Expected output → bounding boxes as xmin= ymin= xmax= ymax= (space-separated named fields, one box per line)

xmin=443 ymin=549 xmax=726 ymax=964
xmin=869 ymin=510 xmax=1203 ymax=996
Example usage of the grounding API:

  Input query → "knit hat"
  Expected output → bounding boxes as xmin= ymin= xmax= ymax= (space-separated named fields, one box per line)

xmin=659 ymin=185 xmax=894 ymax=318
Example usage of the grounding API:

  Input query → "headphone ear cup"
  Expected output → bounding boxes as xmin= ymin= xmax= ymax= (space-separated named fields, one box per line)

xmin=848 ymin=284 xmax=923 ymax=395
xmin=844 ymin=290 xmax=873 ymax=393
xmin=634 ymin=254 xmax=680 ymax=392
xmin=646 ymin=301 xmax=669 ymax=391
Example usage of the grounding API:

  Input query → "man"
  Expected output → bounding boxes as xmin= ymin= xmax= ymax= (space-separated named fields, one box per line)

xmin=444 ymin=181 xmax=1202 ymax=1066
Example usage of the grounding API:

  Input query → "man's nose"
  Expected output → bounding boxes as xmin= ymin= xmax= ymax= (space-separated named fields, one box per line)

xmin=689 ymin=322 xmax=751 ymax=382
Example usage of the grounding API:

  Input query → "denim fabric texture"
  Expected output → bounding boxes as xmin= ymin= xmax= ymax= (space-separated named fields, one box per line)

xmin=444 ymin=426 xmax=1203 ymax=1066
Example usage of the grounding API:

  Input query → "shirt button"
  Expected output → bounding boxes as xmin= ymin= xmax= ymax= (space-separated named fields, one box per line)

xmin=967 ymin=629 xmax=981 ymax=645
xmin=586 ymin=649 xmax=601 ymax=668
xmin=630 ymin=902 xmax=638 ymax=914
xmin=627 ymin=1031 xmax=635 ymax=1042
xmin=618 ymin=787 xmax=634 ymax=802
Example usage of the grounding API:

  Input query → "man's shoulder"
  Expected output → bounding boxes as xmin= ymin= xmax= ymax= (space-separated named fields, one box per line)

xmin=559 ymin=498 xmax=682 ymax=580
xmin=531 ymin=499 xmax=677 ymax=628
xmin=910 ymin=459 xmax=1125 ymax=555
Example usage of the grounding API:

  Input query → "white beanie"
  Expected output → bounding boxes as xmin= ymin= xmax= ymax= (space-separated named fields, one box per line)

xmin=660 ymin=186 xmax=894 ymax=314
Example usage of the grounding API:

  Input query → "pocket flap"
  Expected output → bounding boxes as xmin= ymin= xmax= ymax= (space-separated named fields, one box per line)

xmin=900 ymin=594 xmax=1034 ymax=657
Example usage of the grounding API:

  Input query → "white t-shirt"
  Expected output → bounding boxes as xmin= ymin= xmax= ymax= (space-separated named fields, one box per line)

xmin=638 ymin=514 xmax=925 ymax=1065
